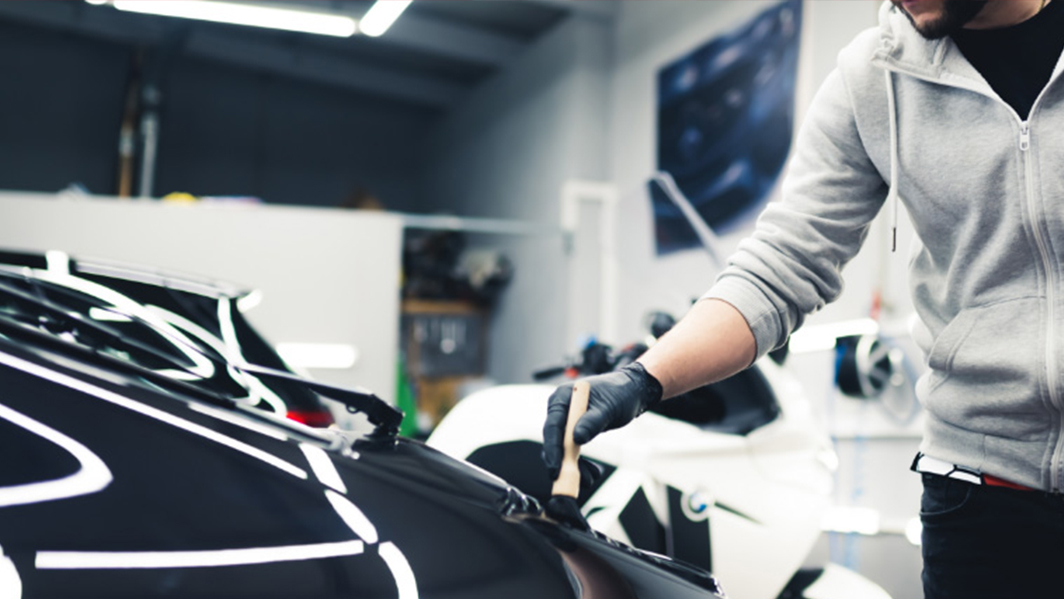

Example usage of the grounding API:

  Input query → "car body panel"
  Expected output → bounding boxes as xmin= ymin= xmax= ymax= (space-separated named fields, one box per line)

xmin=0 ymin=325 xmax=726 ymax=598
xmin=429 ymin=360 xmax=890 ymax=599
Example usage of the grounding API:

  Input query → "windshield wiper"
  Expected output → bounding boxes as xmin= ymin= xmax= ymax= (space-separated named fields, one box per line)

xmin=235 ymin=363 xmax=402 ymax=439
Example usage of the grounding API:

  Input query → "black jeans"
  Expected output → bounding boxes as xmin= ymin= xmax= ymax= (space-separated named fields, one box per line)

xmin=921 ymin=473 xmax=1064 ymax=598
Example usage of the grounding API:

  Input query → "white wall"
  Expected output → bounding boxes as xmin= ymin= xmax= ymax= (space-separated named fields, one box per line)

xmin=609 ymin=0 xmax=911 ymax=343
xmin=610 ymin=1 xmax=771 ymax=344
xmin=420 ymin=15 xmax=612 ymax=383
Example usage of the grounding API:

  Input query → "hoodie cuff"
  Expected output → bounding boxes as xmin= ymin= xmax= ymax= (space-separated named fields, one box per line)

xmin=701 ymin=276 xmax=783 ymax=364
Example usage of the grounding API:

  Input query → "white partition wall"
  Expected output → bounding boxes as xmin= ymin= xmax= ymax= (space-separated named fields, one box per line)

xmin=0 ymin=192 xmax=402 ymax=424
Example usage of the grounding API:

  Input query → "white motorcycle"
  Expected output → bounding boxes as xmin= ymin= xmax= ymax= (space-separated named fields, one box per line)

xmin=428 ymin=322 xmax=892 ymax=599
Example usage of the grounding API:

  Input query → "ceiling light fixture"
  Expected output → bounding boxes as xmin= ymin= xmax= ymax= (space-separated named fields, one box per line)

xmin=358 ymin=0 xmax=412 ymax=37
xmin=101 ymin=1 xmax=358 ymax=38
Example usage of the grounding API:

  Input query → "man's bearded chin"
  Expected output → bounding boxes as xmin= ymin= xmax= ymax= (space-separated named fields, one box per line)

xmin=891 ymin=0 xmax=989 ymax=39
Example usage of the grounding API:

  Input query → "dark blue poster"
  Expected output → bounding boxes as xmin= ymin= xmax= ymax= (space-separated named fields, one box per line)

xmin=654 ymin=0 xmax=802 ymax=255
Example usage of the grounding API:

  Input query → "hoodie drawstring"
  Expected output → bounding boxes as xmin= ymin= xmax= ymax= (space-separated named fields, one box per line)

xmin=884 ymin=69 xmax=900 ymax=252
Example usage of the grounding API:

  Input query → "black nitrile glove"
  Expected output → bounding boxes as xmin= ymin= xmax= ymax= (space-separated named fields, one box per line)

xmin=542 ymin=362 xmax=664 ymax=480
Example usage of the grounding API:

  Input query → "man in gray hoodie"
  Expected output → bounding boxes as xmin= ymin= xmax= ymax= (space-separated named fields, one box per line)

xmin=543 ymin=0 xmax=1064 ymax=596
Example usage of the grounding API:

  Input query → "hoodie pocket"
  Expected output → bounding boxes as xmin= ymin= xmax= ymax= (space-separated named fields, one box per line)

xmin=923 ymin=298 xmax=1047 ymax=440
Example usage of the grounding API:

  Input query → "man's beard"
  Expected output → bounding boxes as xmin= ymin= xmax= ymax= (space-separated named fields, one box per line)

xmin=892 ymin=0 xmax=989 ymax=39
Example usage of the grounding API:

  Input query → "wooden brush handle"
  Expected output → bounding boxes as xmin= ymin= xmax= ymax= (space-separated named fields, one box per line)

xmin=551 ymin=380 xmax=590 ymax=499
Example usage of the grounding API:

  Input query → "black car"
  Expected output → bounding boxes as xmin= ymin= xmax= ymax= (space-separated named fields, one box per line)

xmin=0 ymin=270 xmax=727 ymax=598
xmin=0 ymin=248 xmax=335 ymax=427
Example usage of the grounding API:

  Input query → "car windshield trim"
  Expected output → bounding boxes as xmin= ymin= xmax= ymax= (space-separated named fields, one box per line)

xmin=0 ymin=249 xmax=249 ymax=300
xmin=73 ymin=259 xmax=249 ymax=300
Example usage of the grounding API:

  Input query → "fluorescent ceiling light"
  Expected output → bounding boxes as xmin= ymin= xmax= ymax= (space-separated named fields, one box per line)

xmin=359 ymin=0 xmax=411 ymax=37
xmin=108 ymin=1 xmax=357 ymax=38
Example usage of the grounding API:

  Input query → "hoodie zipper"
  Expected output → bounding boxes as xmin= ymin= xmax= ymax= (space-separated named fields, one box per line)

xmin=1019 ymin=122 xmax=1064 ymax=492
xmin=878 ymin=57 xmax=1063 ymax=490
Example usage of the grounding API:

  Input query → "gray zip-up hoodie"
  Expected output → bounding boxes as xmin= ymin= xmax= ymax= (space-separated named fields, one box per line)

xmin=705 ymin=2 xmax=1064 ymax=492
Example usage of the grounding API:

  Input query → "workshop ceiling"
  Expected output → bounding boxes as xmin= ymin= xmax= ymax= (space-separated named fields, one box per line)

xmin=0 ymin=0 xmax=617 ymax=110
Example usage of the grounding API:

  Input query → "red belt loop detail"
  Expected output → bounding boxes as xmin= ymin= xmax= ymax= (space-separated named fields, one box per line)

xmin=982 ymin=474 xmax=1033 ymax=491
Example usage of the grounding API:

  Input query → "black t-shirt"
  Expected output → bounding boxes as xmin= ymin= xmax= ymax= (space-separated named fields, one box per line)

xmin=951 ymin=0 xmax=1064 ymax=118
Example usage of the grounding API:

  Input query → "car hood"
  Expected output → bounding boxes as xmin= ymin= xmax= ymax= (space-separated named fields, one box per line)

xmin=0 ymin=336 xmax=724 ymax=599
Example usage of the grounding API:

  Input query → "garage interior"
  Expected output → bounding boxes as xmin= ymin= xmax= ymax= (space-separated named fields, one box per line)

xmin=1 ymin=2 xmax=933 ymax=598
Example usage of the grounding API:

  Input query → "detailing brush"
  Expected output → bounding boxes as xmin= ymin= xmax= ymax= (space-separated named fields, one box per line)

xmin=544 ymin=380 xmax=591 ymax=531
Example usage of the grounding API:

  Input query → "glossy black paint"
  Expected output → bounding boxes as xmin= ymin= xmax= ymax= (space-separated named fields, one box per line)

xmin=0 ymin=248 xmax=334 ymax=425
xmin=0 ymin=318 xmax=726 ymax=598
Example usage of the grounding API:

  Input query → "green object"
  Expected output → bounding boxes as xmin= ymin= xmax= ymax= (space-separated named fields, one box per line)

xmin=395 ymin=355 xmax=418 ymax=437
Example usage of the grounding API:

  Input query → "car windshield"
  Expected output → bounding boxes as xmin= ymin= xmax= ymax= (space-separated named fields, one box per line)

xmin=0 ymin=272 xmax=251 ymax=400
xmin=70 ymin=270 xmax=328 ymax=415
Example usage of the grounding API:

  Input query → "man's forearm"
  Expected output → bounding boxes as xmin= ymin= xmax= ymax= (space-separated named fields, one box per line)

xmin=636 ymin=298 xmax=757 ymax=399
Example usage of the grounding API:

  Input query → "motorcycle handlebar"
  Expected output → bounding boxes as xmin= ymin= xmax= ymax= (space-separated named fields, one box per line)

xmin=532 ymin=365 xmax=569 ymax=381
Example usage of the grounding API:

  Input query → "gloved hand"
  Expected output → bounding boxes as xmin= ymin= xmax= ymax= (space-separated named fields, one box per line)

xmin=542 ymin=362 xmax=664 ymax=480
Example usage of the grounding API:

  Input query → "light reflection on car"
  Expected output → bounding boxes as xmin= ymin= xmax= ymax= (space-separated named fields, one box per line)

xmin=0 ymin=253 xmax=728 ymax=598
xmin=0 ymin=248 xmax=334 ymax=427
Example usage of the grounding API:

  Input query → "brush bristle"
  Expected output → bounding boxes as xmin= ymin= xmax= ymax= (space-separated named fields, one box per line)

xmin=545 ymin=496 xmax=590 ymax=531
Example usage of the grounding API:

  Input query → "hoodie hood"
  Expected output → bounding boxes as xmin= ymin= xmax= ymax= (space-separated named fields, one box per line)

xmin=874 ymin=1 xmax=948 ymax=75
xmin=872 ymin=1 xmax=1000 ymax=94
xmin=870 ymin=1 xmax=1005 ymax=251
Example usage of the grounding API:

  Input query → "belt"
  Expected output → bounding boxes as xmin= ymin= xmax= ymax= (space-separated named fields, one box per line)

xmin=910 ymin=453 xmax=1035 ymax=492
